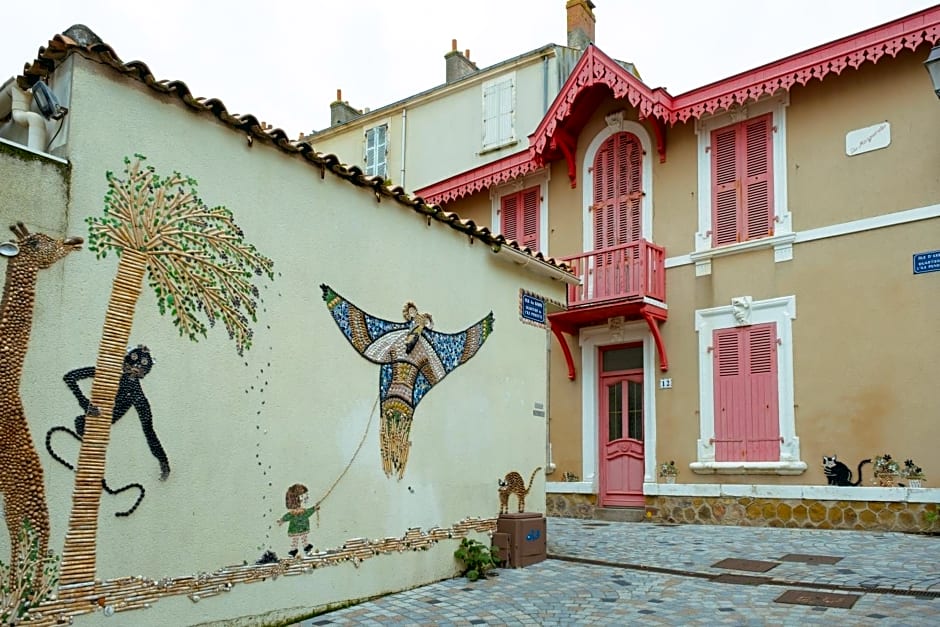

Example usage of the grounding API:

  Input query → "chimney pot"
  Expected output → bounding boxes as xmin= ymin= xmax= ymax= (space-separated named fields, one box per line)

xmin=465 ymin=49 xmax=470 ymax=59
xmin=452 ymin=39 xmax=458 ymax=51
xmin=336 ymin=88 xmax=342 ymax=101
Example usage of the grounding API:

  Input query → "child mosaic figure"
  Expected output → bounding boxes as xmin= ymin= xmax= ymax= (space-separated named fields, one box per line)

xmin=277 ymin=483 xmax=318 ymax=557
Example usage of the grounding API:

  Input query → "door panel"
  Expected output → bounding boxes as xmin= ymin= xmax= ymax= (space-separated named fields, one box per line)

xmin=599 ymin=374 xmax=644 ymax=506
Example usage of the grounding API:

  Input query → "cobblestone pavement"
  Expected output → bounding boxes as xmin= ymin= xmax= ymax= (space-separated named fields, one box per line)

xmin=297 ymin=518 xmax=940 ymax=626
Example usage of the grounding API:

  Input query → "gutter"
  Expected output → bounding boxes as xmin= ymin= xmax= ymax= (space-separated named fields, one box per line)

xmin=492 ymin=244 xmax=579 ymax=285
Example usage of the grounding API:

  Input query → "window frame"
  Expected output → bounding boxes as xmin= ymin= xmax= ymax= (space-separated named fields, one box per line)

xmin=692 ymin=295 xmax=805 ymax=475
xmin=691 ymin=94 xmax=793 ymax=276
xmin=481 ymin=73 xmax=516 ymax=152
xmin=581 ymin=114 xmax=653 ymax=254
xmin=490 ymin=168 xmax=550 ymax=255
xmin=364 ymin=123 xmax=389 ymax=179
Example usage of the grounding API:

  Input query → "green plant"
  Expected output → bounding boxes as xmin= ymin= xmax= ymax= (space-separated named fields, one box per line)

xmin=902 ymin=459 xmax=925 ymax=480
xmin=1 ymin=520 xmax=60 ymax=624
xmin=453 ymin=538 xmax=500 ymax=581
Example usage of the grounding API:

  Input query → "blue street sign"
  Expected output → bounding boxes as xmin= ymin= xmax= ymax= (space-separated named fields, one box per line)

xmin=913 ymin=250 xmax=940 ymax=275
xmin=521 ymin=293 xmax=546 ymax=324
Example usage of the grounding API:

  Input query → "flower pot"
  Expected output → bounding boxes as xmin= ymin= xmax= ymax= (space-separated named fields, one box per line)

xmin=908 ymin=478 xmax=923 ymax=489
xmin=663 ymin=476 xmax=676 ymax=484
xmin=874 ymin=472 xmax=900 ymax=487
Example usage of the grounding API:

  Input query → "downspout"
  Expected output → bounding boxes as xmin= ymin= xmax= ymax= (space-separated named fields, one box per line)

xmin=542 ymin=56 xmax=549 ymax=113
xmin=545 ymin=325 xmax=556 ymax=474
xmin=9 ymin=84 xmax=47 ymax=151
xmin=399 ymin=108 xmax=407 ymax=189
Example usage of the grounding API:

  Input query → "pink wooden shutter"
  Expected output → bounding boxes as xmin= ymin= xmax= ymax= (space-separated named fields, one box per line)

xmin=713 ymin=324 xmax=780 ymax=462
xmin=713 ymin=328 xmax=745 ymax=462
xmin=743 ymin=114 xmax=774 ymax=240
xmin=593 ymin=136 xmax=616 ymax=250
xmin=501 ymin=193 xmax=519 ymax=241
xmin=624 ymin=134 xmax=643 ymax=243
xmin=745 ymin=323 xmax=780 ymax=461
xmin=711 ymin=126 xmax=739 ymax=246
xmin=520 ymin=186 xmax=540 ymax=250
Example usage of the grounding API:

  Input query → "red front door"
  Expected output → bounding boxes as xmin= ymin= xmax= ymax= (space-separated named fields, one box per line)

xmin=599 ymin=351 xmax=644 ymax=506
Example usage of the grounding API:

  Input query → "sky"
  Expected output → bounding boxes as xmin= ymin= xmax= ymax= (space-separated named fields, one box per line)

xmin=2 ymin=1 xmax=937 ymax=139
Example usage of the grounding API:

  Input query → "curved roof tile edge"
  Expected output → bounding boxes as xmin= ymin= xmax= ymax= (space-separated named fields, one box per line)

xmin=15 ymin=32 xmax=572 ymax=277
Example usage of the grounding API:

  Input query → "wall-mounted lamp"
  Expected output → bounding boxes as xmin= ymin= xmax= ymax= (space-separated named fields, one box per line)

xmin=924 ymin=45 xmax=940 ymax=99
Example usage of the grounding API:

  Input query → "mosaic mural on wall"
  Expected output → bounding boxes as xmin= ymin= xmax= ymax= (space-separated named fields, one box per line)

xmin=0 ymin=222 xmax=82 ymax=602
xmin=321 ymin=285 xmax=494 ymax=479
xmin=45 ymin=346 xmax=165 ymax=517
xmin=58 ymin=156 xmax=274 ymax=587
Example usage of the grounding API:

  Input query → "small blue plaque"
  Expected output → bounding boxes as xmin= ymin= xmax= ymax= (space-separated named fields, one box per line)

xmin=521 ymin=293 xmax=546 ymax=324
xmin=913 ymin=250 xmax=940 ymax=275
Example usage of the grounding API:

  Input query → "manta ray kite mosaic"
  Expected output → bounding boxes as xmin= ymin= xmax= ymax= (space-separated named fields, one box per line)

xmin=321 ymin=285 xmax=494 ymax=479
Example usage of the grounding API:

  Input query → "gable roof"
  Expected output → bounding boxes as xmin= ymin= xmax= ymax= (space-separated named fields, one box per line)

xmin=10 ymin=30 xmax=571 ymax=276
xmin=417 ymin=6 xmax=940 ymax=205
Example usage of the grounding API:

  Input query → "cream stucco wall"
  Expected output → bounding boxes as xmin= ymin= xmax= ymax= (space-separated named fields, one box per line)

xmin=312 ymin=51 xmax=558 ymax=192
xmin=537 ymin=47 xmax=939 ymax=493
xmin=0 ymin=55 xmax=566 ymax=625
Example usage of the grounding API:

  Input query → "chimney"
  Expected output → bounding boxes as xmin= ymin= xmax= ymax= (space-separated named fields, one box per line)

xmin=445 ymin=39 xmax=479 ymax=84
xmin=566 ymin=0 xmax=596 ymax=50
xmin=330 ymin=88 xmax=362 ymax=126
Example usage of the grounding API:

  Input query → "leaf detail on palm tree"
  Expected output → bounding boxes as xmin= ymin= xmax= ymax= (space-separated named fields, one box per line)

xmin=321 ymin=285 xmax=494 ymax=478
xmin=87 ymin=154 xmax=274 ymax=355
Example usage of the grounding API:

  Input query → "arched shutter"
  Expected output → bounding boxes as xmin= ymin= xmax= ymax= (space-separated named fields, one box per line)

xmin=593 ymin=132 xmax=643 ymax=250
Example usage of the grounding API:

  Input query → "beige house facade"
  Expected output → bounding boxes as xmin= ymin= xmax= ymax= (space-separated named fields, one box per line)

xmin=0 ymin=26 xmax=568 ymax=626
xmin=347 ymin=3 xmax=940 ymax=531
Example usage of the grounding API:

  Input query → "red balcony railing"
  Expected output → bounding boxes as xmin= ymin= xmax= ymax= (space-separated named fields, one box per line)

xmin=563 ymin=240 xmax=666 ymax=307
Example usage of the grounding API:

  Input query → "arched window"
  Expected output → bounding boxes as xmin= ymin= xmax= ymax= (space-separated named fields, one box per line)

xmin=592 ymin=132 xmax=643 ymax=249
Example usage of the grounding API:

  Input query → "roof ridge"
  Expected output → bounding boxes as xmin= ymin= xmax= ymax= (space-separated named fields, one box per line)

xmin=14 ymin=32 xmax=571 ymax=276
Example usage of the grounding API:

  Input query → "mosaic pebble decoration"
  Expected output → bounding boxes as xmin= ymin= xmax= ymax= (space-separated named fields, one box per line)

xmin=321 ymin=285 xmax=494 ymax=479
xmin=0 ymin=222 xmax=83 ymax=582
xmin=25 ymin=517 xmax=496 ymax=625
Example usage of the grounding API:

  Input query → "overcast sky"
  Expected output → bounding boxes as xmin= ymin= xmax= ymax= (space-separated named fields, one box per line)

xmin=2 ymin=1 xmax=936 ymax=138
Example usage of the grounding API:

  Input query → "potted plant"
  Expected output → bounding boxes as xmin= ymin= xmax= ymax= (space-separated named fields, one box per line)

xmin=453 ymin=538 xmax=500 ymax=581
xmin=873 ymin=453 xmax=901 ymax=487
xmin=659 ymin=460 xmax=679 ymax=484
xmin=902 ymin=459 xmax=925 ymax=488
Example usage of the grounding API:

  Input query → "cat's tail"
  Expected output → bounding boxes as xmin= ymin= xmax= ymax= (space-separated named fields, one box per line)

xmin=852 ymin=459 xmax=872 ymax=486
xmin=525 ymin=466 xmax=543 ymax=495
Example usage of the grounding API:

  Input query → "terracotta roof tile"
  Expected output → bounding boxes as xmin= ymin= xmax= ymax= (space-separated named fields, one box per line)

xmin=15 ymin=32 xmax=572 ymax=277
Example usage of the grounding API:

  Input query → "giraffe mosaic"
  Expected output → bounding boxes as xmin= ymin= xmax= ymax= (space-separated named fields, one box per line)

xmin=0 ymin=222 xmax=82 ymax=579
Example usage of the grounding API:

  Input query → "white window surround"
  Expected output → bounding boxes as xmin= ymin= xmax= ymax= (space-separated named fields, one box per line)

xmin=481 ymin=73 xmax=516 ymax=152
xmin=582 ymin=113 xmax=655 ymax=252
xmin=490 ymin=169 xmax=550 ymax=256
xmin=693 ymin=94 xmax=792 ymax=277
xmin=692 ymin=295 xmax=806 ymax=475
xmin=545 ymin=321 xmax=657 ymax=495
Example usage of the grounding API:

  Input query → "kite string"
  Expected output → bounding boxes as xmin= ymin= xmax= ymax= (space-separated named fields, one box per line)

xmin=313 ymin=394 xmax=380 ymax=527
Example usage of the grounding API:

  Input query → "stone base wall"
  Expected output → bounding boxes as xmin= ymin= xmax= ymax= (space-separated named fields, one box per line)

xmin=645 ymin=496 xmax=938 ymax=533
xmin=546 ymin=493 xmax=597 ymax=519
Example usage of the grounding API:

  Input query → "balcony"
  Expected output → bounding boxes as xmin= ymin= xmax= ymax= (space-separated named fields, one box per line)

xmin=565 ymin=240 xmax=666 ymax=307
xmin=548 ymin=239 xmax=669 ymax=378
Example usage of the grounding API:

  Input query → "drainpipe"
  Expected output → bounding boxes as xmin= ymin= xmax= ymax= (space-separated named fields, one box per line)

xmin=399 ymin=108 xmax=407 ymax=189
xmin=9 ymin=84 xmax=47 ymax=151
xmin=545 ymin=327 xmax=556 ymax=475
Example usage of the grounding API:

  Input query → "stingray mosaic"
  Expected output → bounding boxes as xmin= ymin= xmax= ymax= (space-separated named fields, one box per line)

xmin=321 ymin=285 xmax=494 ymax=479
xmin=0 ymin=222 xmax=82 ymax=611
xmin=54 ymin=155 xmax=274 ymax=587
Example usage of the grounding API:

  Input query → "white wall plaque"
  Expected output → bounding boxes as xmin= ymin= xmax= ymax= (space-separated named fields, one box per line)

xmin=845 ymin=121 xmax=890 ymax=156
